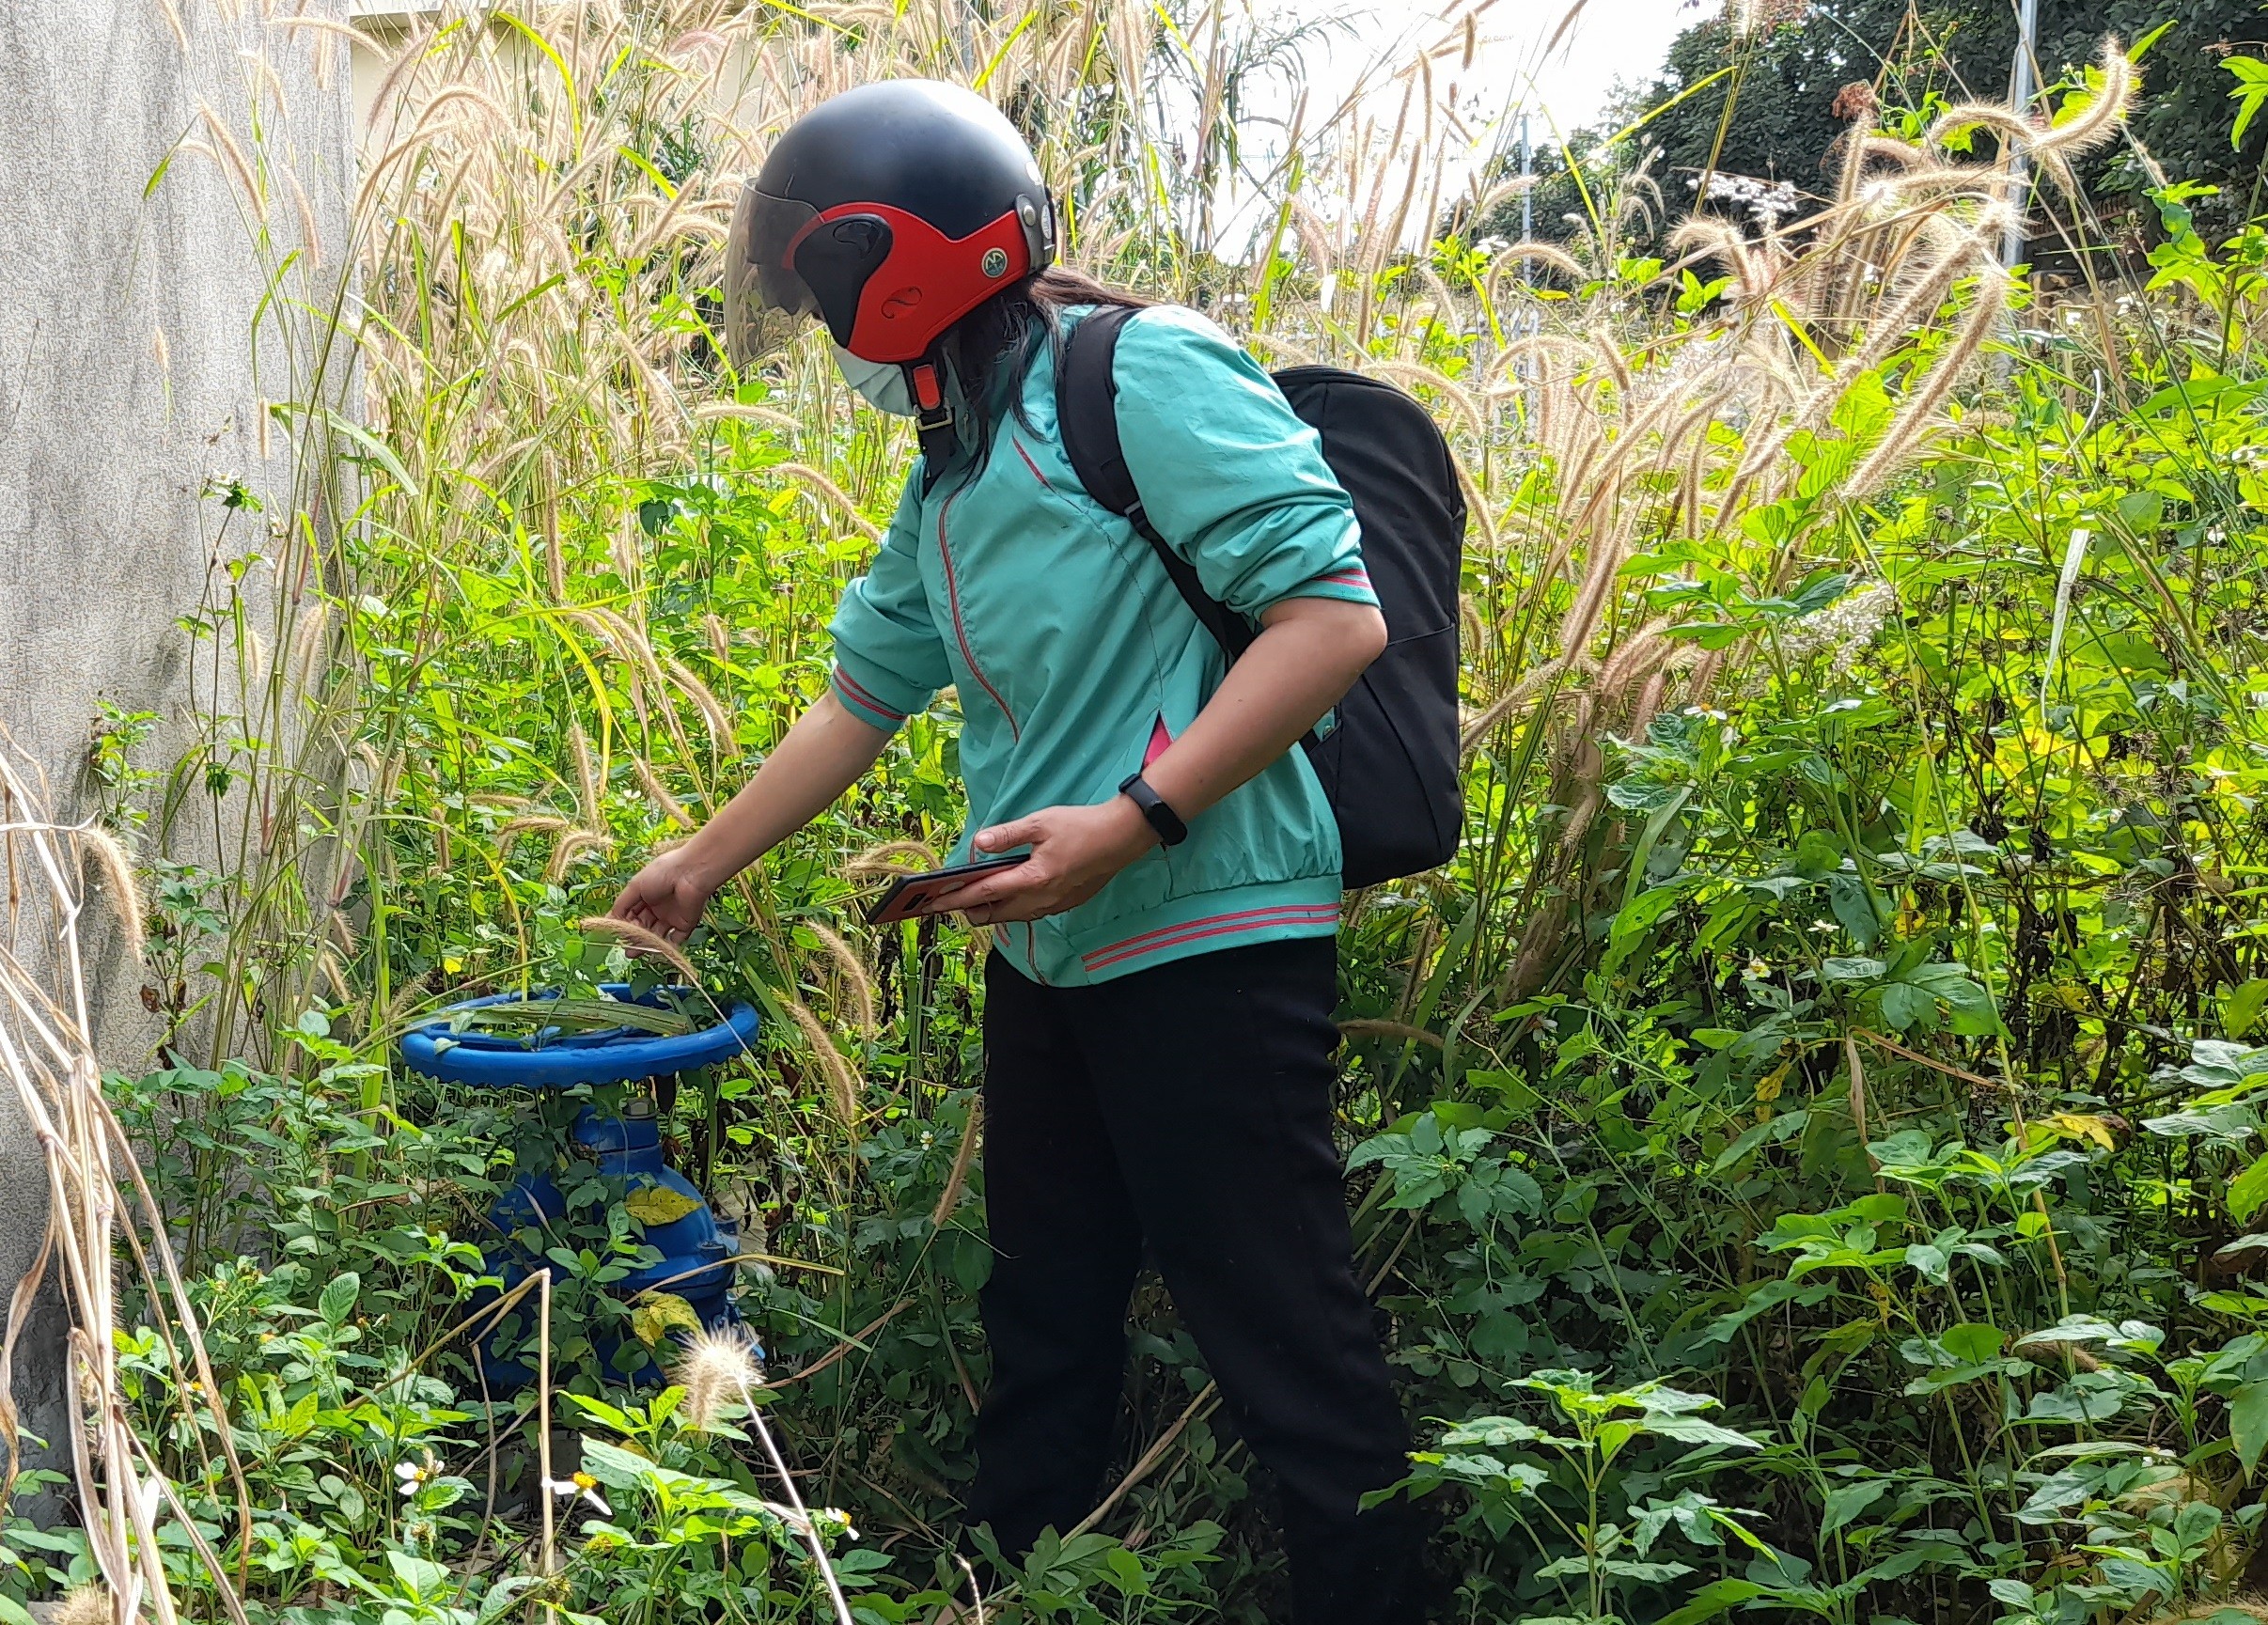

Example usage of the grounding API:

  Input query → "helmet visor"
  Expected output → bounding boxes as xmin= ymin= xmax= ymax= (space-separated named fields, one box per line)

xmin=724 ymin=183 xmax=821 ymax=367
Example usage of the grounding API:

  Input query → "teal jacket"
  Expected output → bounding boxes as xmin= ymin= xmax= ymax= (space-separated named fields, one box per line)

xmin=826 ymin=305 xmax=1377 ymax=986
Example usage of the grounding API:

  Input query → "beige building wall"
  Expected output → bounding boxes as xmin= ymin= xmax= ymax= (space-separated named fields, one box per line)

xmin=0 ymin=0 xmax=353 ymax=1496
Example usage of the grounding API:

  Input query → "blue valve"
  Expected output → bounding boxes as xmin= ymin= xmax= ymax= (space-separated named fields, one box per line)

xmin=397 ymin=986 xmax=762 ymax=1388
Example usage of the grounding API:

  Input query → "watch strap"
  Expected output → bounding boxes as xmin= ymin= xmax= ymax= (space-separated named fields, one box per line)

xmin=1117 ymin=772 xmax=1189 ymax=847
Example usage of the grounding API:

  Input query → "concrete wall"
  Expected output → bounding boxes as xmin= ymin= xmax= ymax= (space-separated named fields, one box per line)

xmin=0 ymin=0 xmax=352 ymax=1499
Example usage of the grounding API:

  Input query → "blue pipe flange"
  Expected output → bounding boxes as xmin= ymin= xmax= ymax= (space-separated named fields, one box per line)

xmin=398 ymin=983 xmax=761 ymax=1090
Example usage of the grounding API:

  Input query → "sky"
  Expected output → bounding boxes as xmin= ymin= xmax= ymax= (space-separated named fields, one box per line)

xmin=1329 ymin=0 xmax=1704 ymax=136
xmin=1212 ymin=0 xmax=1704 ymax=249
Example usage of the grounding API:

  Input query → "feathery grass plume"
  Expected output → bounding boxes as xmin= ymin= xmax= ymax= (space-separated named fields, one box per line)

xmin=1591 ymin=622 xmax=1679 ymax=721
xmin=493 ymin=814 xmax=571 ymax=864
xmin=1460 ymin=659 xmax=1572 ymax=758
xmin=74 ymin=826 xmax=146 ymax=964
xmin=632 ymin=758 xmax=696 ymax=830
xmin=672 ymin=1318 xmax=856 ymax=1625
xmin=578 ymin=914 xmax=701 ymax=986
xmin=381 ymin=972 xmax=447 ymax=1038
xmin=567 ymin=723 xmax=601 ymax=828
xmin=1932 ymin=41 xmax=2134 ymax=198
xmin=587 ymin=608 xmax=703 ymax=764
xmin=841 ymin=839 xmax=941 ymax=881
xmin=1338 ymin=1018 xmax=1447 ymax=1049
xmin=318 ymin=949 xmax=353 ymax=1007
xmin=287 ymin=596 xmax=330 ymax=694
xmin=1844 ymin=272 xmax=2007 ymax=497
xmin=774 ymin=463 xmax=882 ymax=541
xmin=543 ymin=828 xmax=607 ymax=884
xmin=196 ymin=102 xmax=267 ymax=221
xmin=701 ymin=612 xmax=733 ymax=666
xmin=51 ymin=1584 xmax=111 ymax=1625
xmin=1666 ymin=216 xmax=1764 ymax=295
xmin=805 ymin=921 xmax=877 ymax=1039
xmin=1369 ymin=359 xmax=1484 ymax=440
xmin=675 ymin=1322 xmax=762 ymax=1432
xmin=782 ymin=995 xmax=861 ymax=1131
xmin=664 ymin=655 xmax=739 ymax=760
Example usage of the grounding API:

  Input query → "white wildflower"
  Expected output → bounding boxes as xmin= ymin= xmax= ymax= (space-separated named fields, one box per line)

xmin=1779 ymin=582 xmax=1899 ymax=675
xmin=546 ymin=1470 xmax=612 ymax=1517
xmin=395 ymin=1453 xmax=439 ymax=1496
xmin=1702 ymin=171 xmax=1805 ymax=227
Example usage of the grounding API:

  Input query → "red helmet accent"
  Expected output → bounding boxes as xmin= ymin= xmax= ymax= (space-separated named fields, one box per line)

xmin=787 ymin=201 xmax=1032 ymax=363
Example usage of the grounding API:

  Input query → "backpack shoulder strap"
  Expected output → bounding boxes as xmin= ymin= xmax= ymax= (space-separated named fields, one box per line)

xmin=1058 ymin=306 xmax=1252 ymax=660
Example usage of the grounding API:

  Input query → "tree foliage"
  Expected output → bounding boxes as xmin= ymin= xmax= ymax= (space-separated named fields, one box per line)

xmin=1495 ymin=0 xmax=2268 ymax=251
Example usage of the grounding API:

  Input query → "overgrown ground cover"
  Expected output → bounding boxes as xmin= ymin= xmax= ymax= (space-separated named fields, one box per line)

xmin=9 ymin=3 xmax=2268 ymax=1623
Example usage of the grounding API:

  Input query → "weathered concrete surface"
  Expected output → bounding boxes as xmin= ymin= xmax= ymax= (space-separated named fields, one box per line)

xmin=0 ymin=0 xmax=352 ymax=1501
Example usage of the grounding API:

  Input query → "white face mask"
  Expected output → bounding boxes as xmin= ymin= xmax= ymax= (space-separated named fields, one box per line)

xmin=831 ymin=343 xmax=918 ymax=416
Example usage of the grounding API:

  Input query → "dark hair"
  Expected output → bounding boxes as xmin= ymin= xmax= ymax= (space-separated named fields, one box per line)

xmin=940 ymin=266 xmax=1152 ymax=467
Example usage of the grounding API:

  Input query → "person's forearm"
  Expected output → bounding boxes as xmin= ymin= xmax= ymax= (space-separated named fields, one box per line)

xmin=679 ymin=690 xmax=891 ymax=888
xmin=1139 ymin=598 xmax=1386 ymax=822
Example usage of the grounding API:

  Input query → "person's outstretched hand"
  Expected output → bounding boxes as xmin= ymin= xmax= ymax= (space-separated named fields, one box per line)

xmin=610 ymin=846 xmax=719 ymax=944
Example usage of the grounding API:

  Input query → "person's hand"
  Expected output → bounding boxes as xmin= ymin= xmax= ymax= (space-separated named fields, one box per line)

xmin=930 ymin=797 xmax=1157 ymax=925
xmin=610 ymin=844 xmax=723 ymax=943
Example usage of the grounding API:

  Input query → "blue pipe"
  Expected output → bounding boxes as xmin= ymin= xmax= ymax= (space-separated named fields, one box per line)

xmin=398 ymin=984 xmax=760 ymax=1090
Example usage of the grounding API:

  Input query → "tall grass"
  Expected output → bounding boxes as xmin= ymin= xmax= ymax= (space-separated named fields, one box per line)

xmin=39 ymin=0 xmax=2268 ymax=1618
xmin=0 ymin=746 xmax=241 ymax=1625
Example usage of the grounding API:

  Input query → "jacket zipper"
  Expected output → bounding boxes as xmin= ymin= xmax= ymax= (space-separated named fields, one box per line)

xmin=935 ymin=482 xmax=1019 ymax=739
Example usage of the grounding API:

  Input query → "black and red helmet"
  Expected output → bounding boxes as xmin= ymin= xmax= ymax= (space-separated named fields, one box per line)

xmin=726 ymin=80 xmax=1056 ymax=378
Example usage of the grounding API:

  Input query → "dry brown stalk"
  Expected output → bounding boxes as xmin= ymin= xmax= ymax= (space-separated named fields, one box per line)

xmin=930 ymin=1097 xmax=984 ymax=1228
xmin=0 ymin=742 xmax=248 ymax=1623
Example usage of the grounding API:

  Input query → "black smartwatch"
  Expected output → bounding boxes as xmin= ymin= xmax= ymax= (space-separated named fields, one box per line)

xmin=1118 ymin=773 xmax=1189 ymax=847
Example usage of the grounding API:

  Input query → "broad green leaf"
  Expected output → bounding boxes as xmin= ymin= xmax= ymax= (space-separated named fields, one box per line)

xmin=1939 ymin=1322 xmax=2005 ymax=1364
xmin=386 ymin=1551 xmax=448 ymax=1600
xmin=1655 ymin=1578 xmax=1768 ymax=1625
xmin=1903 ymin=1242 xmax=1949 ymax=1285
xmin=320 ymin=1272 xmax=361 ymax=1328
xmin=1820 ymin=1477 xmax=1892 ymax=1536
xmin=2231 ymin=1381 xmax=2268 ymax=1474
xmin=2232 ymin=1153 xmax=2268 ymax=1223
xmin=2229 ymin=978 xmax=2268 ymax=1040
xmin=578 ymin=1436 xmax=659 ymax=1490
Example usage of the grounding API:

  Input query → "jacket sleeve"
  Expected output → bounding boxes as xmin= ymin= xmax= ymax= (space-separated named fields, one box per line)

xmin=1107 ymin=306 xmax=1377 ymax=617
xmin=825 ymin=469 xmax=951 ymax=733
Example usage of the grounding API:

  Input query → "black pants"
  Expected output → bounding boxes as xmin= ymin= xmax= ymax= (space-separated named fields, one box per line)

xmin=968 ymin=937 xmax=1423 ymax=1623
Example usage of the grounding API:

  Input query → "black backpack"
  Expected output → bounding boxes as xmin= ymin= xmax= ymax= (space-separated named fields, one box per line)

xmin=1056 ymin=305 xmax=1466 ymax=889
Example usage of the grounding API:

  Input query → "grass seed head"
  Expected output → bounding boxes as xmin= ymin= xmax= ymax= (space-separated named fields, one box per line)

xmin=52 ymin=1584 xmax=111 ymax=1625
xmin=77 ymin=826 xmax=146 ymax=963
xmin=675 ymin=1324 xmax=761 ymax=1431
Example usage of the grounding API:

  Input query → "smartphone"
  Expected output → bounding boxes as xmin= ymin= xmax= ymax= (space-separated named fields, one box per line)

xmin=864 ymin=854 xmax=1030 ymax=925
